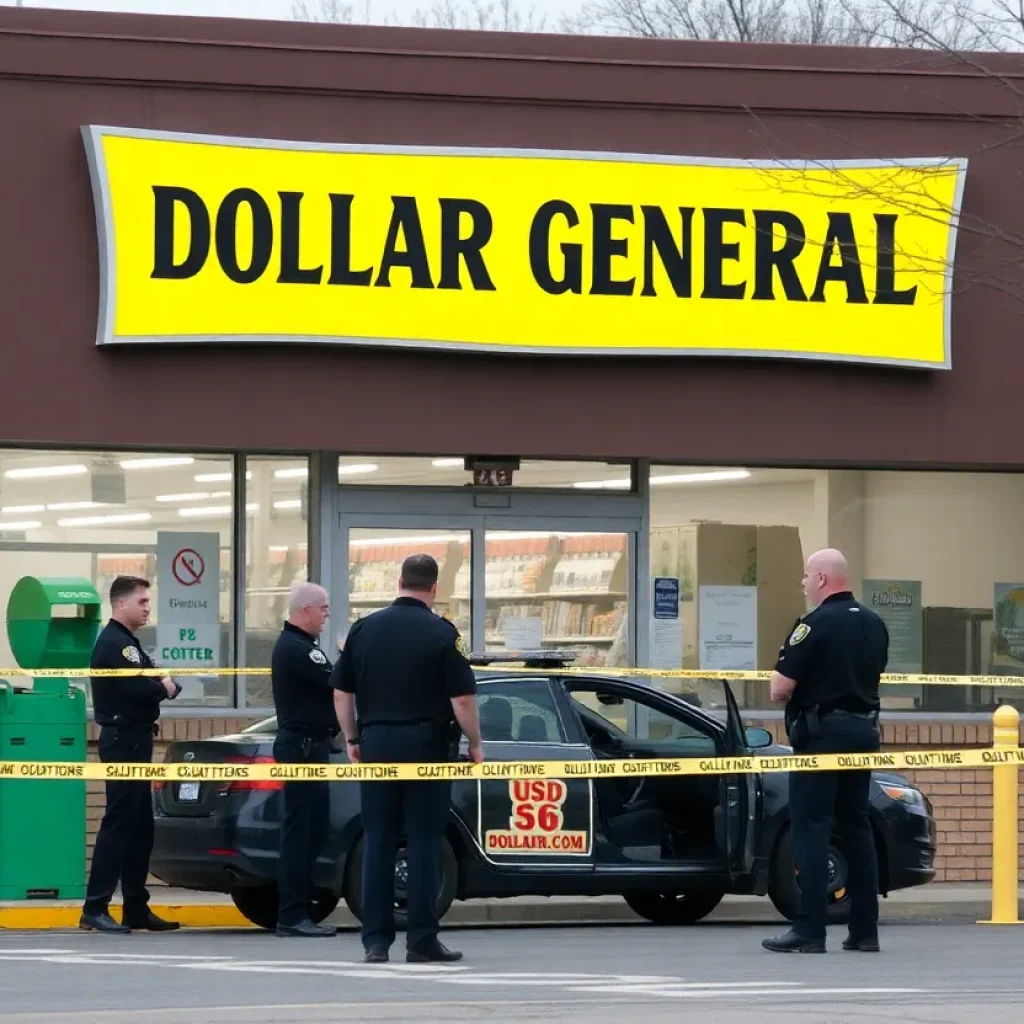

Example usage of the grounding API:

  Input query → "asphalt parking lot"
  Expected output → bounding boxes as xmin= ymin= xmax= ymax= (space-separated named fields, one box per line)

xmin=3 ymin=921 xmax=1024 ymax=1023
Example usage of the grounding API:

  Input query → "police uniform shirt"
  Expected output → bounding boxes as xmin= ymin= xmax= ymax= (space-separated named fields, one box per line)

xmin=271 ymin=621 xmax=338 ymax=735
xmin=90 ymin=619 xmax=167 ymax=727
xmin=330 ymin=597 xmax=477 ymax=727
xmin=774 ymin=591 xmax=889 ymax=715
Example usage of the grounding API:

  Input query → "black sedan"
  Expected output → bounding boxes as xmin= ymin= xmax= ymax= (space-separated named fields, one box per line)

xmin=150 ymin=657 xmax=936 ymax=929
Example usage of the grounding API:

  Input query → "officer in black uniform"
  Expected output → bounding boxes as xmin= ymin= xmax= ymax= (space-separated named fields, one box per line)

xmin=270 ymin=582 xmax=339 ymax=937
xmin=80 ymin=575 xmax=182 ymax=934
xmin=331 ymin=553 xmax=482 ymax=965
xmin=762 ymin=548 xmax=889 ymax=955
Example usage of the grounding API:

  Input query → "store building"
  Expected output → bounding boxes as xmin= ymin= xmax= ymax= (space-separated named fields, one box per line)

xmin=1 ymin=5 xmax=1023 ymax=881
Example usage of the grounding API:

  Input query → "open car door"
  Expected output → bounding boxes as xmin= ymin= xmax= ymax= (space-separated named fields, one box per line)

xmin=719 ymin=680 xmax=761 ymax=885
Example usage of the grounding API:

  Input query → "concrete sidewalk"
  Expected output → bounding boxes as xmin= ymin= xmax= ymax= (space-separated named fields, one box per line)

xmin=0 ymin=883 xmax=1015 ymax=930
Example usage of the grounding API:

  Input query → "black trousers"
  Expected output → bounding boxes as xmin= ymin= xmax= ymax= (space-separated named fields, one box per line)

xmin=789 ymin=711 xmax=881 ymax=940
xmin=274 ymin=729 xmax=331 ymax=927
xmin=83 ymin=724 xmax=156 ymax=918
xmin=358 ymin=723 xmax=452 ymax=952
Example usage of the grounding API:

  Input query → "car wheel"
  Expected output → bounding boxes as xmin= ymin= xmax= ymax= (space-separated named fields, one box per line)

xmin=623 ymin=889 xmax=725 ymax=925
xmin=229 ymin=885 xmax=340 ymax=931
xmin=344 ymin=834 xmax=458 ymax=930
xmin=768 ymin=826 xmax=852 ymax=925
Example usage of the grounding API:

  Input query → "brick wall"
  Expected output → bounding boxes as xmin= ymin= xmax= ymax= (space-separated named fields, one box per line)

xmin=84 ymin=714 xmax=1015 ymax=884
xmin=746 ymin=716 xmax=1013 ymax=883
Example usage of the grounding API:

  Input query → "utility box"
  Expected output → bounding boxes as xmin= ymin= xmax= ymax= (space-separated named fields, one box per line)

xmin=7 ymin=576 xmax=101 ymax=670
xmin=0 ymin=576 xmax=95 ymax=899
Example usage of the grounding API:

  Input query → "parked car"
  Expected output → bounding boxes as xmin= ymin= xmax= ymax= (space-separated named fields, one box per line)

xmin=150 ymin=654 xmax=936 ymax=929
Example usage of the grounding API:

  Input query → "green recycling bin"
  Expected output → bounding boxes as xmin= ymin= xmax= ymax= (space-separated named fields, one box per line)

xmin=0 ymin=577 xmax=97 ymax=899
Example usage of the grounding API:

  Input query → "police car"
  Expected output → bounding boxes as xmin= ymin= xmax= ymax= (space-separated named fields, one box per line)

xmin=150 ymin=652 xmax=936 ymax=929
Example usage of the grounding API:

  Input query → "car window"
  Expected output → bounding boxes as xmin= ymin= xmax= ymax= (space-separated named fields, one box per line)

xmin=568 ymin=687 xmax=717 ymax=757
xmin=241 ymin=716 xmax=278 ymax=734
xmin=477 ymin=679 xmax=567 ymax=744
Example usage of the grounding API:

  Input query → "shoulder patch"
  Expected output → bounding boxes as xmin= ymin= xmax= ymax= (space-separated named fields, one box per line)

xmin=455 ymin=632 xmax=470 ymax=661
xmin=122 ymin=645 xmax=141 ymax=664
xmin=309 ymin=649 xmax=327 ymax=665
xmin=789 ymin=623 xmax=811 ymax=646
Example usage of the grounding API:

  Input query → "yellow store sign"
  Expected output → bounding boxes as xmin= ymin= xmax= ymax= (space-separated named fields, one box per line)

xmin=82 ymin=125 xmax=966 ymax=368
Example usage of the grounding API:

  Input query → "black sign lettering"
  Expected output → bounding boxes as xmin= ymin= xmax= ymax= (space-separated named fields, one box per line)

xmin=328 ymin=193 xmax=373 ymax=286
xmin=702 ymin=208 xmax=747 ymax=299
xmin=215 ymin=188 xmax=273 ymax=285
xmin=376 ymin=197 xmax=434 ymax=289
xmin=438 ymin=198 xmax=495 ymax=291
xmin=641 ymin=206 xmax=693 ymax=298
xmin=278 ymin=191 xmax=323 ymax=285
xmin=873 ymin=213 xmax=917 ymax=305
xmin=529 ymin=200 xmax=583 ymax=295
xmin=811 ymin=212 xmax=868 ymax=304
xmin=752 ymin=210 xmax=807 ymax=301
xmin=590 ymin=203 xmax=636 ymax=296
xmin=152 ymin=186 xmax=210 ymax=280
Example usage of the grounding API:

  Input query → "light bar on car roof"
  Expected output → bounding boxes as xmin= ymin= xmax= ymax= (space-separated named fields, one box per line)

xmin=470 ymin=649 xmax=578 ymax=669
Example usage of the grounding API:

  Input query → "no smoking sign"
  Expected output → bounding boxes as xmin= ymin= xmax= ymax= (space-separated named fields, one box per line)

xmin=171 ymin=548 xmax=205 ymax=587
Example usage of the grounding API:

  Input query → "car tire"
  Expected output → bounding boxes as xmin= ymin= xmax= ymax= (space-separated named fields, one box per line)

xmin=623 ymin=889 xmax=725 ymax=925
xmin=767 ymin=825 xmax=853 ymax=925
xmin=343 ymin=833 xmax=458 ymax=930
xmin=229 ymin=885 xmax=340 ymax=932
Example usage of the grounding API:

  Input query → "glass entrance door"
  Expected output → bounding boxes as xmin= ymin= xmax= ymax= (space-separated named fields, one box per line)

xmin=333 ymin=487 xmax=643 ymax=665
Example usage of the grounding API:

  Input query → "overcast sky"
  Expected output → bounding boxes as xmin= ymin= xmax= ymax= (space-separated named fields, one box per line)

xmin=0 ymin=0 xmax=583 ymax=26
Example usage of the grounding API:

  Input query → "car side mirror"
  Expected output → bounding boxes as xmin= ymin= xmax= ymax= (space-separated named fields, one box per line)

xmin=745 ymin=727 xmax=774 ymax=749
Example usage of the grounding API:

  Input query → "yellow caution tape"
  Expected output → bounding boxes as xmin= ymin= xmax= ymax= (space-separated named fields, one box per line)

xmin=0 ymin=747 xmax=1020 ymax=782
xmin=2 ymin=666 xmax=1024 ymax=687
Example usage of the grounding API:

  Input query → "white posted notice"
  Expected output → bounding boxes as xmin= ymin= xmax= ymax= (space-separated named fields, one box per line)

xmin=156 ymin=531 xmax=222 ymax=669
xmin=698 ymin=585 xmax=757 ymax=671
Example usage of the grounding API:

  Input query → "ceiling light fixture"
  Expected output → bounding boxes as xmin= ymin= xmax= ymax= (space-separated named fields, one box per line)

xmin=571 ymin=478 xmax=632 ymax=490
xmin=431 ymin=458 xmax=464 ymax=468
xmin=119 ymin=457 xmax=195 ymax=470
xmin=273 ymin=499 xmax=302 ymax=510
xmin=0 ymin=521 xmax=43 ymax=531
xmin=650 ymin=469 xmax=752 ymax=486
xmin=0 ymin=504 xmax=45 ymax=514
xmin=194 ymin=472 xmax=252 ymax=483
xmin=338 ymin=464 xmax=378 ymax=477
xmin=177 ymin=503 xmax=259 ymax=519
xmin=56 ymin=512 xmax=152 ymax=527
xmin=4 ymin=464 xmax=88 ymax=480
xmin=274 ymin=467 xmax=308 ymax=480
xmin=156 ymin=492 xmax=212 ymax=503
xmin=46 ymin=501 xmax=108 ymax=512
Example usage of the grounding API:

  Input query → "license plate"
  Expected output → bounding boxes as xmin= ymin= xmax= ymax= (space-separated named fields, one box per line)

xmin=178 ymin=782 xmax=200 ymax=802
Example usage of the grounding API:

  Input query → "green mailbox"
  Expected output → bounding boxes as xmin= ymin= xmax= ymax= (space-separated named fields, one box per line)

xmin=0 ymin=576 xmax=97 ymax=899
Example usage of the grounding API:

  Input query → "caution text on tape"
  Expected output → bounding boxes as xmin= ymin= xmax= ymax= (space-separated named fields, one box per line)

xmin=0 ymin=747 xmax=1021 ymax=782
xmin=3 ymin=667 xmax=1024 ymax=688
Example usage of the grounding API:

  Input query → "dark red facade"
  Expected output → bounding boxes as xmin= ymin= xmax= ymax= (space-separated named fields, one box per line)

xmin=1 ymin=6 xmax=1022 ymax=466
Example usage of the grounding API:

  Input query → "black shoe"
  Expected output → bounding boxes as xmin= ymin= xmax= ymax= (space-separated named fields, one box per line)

xmin=364 ymin=947 xmax=390 ymax=963
xmin=842 ymin=934 xmax=880 ymax=952
xmin=762 ymin=929 xmax=826 ymax=954
xmin=407 ymin=940 xmax=463 ymax=963
xmin=79 ymin=912 xmax=130 ymax=934
xmin=276 ymin=919 xmax=337 ymax=937
xmin=121 ymin=910 xmax=181 ymax=932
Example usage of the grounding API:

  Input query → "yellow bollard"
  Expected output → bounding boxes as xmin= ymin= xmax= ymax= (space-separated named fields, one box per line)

xmin=979 ymin=703 xmax=1022 ymax=925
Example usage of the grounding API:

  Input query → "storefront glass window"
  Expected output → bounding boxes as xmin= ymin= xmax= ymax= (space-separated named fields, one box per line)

xmin=0 ymin=448 xmax=234 ymax=707
xmin=242 ymin=456 xmax=310 ymax=708
xmin=648 ymin=465 xmax=1024 ymax=715
xmin=336 ymin=456 xmax=633 ymax=490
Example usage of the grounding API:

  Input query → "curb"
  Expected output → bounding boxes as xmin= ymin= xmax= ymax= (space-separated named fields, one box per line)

xmin=0 ymin=897 xmax=1000 ymax=930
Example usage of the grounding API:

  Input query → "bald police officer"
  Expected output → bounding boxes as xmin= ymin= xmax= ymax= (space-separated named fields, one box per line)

xmin=271 ymin=582 xmax=338 ymax=938
xmin=762 ymin=548 xmax=889 ymax=955
xmin=332 ymin=554 xmax=482 ymax=965
xmin=80 ymin=575 xmax=181 ymax=934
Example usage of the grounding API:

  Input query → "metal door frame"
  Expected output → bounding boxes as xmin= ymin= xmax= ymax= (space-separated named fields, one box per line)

xmin=319 ymin=474 xmax=647 ymax=666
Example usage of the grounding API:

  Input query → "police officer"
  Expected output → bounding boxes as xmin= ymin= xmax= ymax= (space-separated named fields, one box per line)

xmin=80 ymin=575 xmax=182 ymax=934
xmin=270 ymin=582 xmax=338 ymax=938
xmin=762 ymin=548 xmax=889 ymax=955
xmin=331 ymin=553 xmax=482 ymax=965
